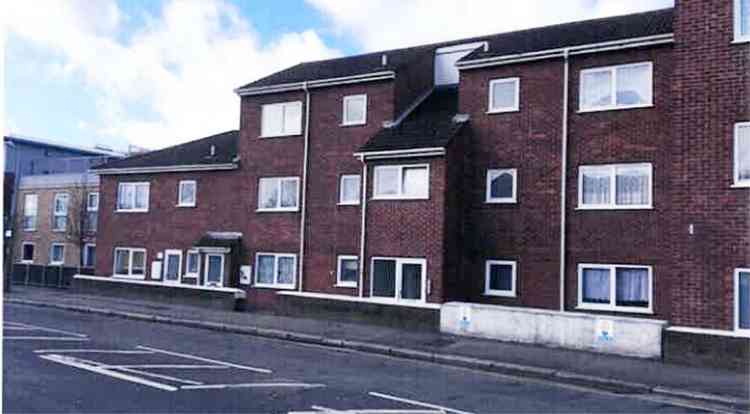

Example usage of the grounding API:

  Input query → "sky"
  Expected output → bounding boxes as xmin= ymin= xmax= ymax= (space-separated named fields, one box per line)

xmin=3 ymin=0 xmax=673 ymax=153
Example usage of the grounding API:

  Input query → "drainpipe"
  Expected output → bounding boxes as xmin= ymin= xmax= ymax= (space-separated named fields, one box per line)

xmin=358 ymin=155 xmax=368 ymax=298
xmin=559 ymin=49 xmax=570 ymax=312
xmin=298 ymin=82 xmax=311 ymax=292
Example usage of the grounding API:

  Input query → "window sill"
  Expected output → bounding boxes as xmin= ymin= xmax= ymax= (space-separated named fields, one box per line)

xmin=484 ymin=291 xmax=516 ymax=298
xmin=575 ymin=305 xmax=653 ymax=315
xmin=577 ymin=103 xmax=653 ymax=114
xmin=115 ymin=209 xmax=149 ymax=213
xmin=176 ymin=204 xmax=196 ymax=208
xmin=730 ymin=182 xmax=750 ymax=188
xmin=19 ymin=260 xmax=34 ymax=264
xmin=485 ymin=199 xmax=517 ymax=204
xmin=486 ymin=108 xmax=519 ymax=115
xmin=23 ymin=229 xmax=36 ymax=232
xmin=371 ymin=195 xmax=429 ymax=201
xmin=575 ymin=205 xmax=653 ymax=211
xmin=731 ymin=37 xmax=750 ymax=44
xmin=337 ymin=201 xmax=360 ymax=206
xmin=113 ymin=274 xmax=146 ymax=280
xmin=51 ymin=229 xmax=67 ymax=233
xmin=334 ymin=283 xmax=358 ymax=288
xmin=253 ymin=283 xmax=296 ymax=290
xmin=341 ymin=122 xmax=366 ymax=127
xmin=259 ymin=133 xmax=302 ymax=139
xmin=49 ymin=262 xmax=65 ymax=266
xmin=183 ymin=274 xmax=198 ymax=279
xmin=256 ymin=208 xmax=300 ymax=213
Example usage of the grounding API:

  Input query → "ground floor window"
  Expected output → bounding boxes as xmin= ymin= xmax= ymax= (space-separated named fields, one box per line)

xmin=336 ymin=255 xmax=358 ymax=287
xmin=255 ymin=253 xmax=296 ymax=289
xmin=21 ymin=242 xmax=34 ymax=263
xmin=164 ymin=249 xmax=182 ymax=284
xmin=204 ymin=254 xmax=225 ymax=287
xmin=185 ymin=250 xmax=200 ymax=278
xmin=577 ymin=264 xmax=652 ymax=313
xmin=50 ymin=244 xmax=65 ymax=265
xmin=83 ymin=244 xmax=96 ymax=267
xmin=370 ymin=257 xmax=426 ymax=302
xmin=113 ymin=247 xmax=146 ymax=279
xmin=736 ymin=268 xmax=750 ymax=334
xmin=484 ymin=260 xmax=517 ymax=297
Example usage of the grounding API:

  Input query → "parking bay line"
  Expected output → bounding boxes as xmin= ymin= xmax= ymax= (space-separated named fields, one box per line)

xmin=369 ymin=392 xmax=474 ymax=414
xmin=113 ymin=367 xmax=204 ymax=385
xmin=309 ymin=406 xmax=441 ymax=414
xmin=5 ymin=336 xmax=89 ymax=341
xmin=7 ymin=321 xmax=88 ymax=338
xmin=104 ymin=364 xmax=229 ymax=369
xmin=34 ymin=349 xmax=154 ymax=354
xmin=137 ymin=345 xmax=272 ymax=374
xmin=180 ymin=382 xmax=326 ymax=390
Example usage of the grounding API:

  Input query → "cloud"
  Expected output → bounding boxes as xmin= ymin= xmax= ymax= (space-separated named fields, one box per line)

xmin=5 ymin=0 xmax=341 ymax=149
xmin=307 ymin=0 xmax=674 ymax=52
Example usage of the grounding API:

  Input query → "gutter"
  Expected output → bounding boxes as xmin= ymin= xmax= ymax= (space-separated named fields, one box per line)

xmin=235 ymin=71 xmax=396 ymax=97
xmin=298 ymin=82 xmax=311 ymax=292
xmin=93 ymin=163 xmax=238 ymax=175
xmin=559 ymin=48 xmax=570 ymax=312
xmin=358 ymin=155 xmax=368 ymax=298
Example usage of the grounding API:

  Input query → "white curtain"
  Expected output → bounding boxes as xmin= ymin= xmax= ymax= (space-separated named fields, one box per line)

xmin=615 ymin=268 xmax=649 ymax=306
xmin=582 ymin=70 xmax=612 ymax=108
xmin=616 ymin=167 xmax=649 ymax=205
xmin=616 ymin=64 xmax=651 ymax=106
xmin=582 ymin=268 xmax=610 ymax=303
xmin=280 ymin=179 xmax=298 ymax=208
xmin=277 ymin=257 xmax=295 ymax=284
xmin=259 ymin=179 xmax=279 ymax=209
xmin=582 ymin=170 xmax=610 ymax=204
xmin=738 ymin=124 xmax=750 ymax=181
xmin=257 ymin=255 xmax=275 ymax=284
xmin=403 ymin=167 xmax=428 ymax=197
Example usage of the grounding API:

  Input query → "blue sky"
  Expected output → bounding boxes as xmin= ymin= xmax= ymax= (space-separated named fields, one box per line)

xmin=3 ymin=0 xmax=672 ymax=152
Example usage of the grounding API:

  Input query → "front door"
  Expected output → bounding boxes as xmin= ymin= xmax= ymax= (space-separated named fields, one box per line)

xmin=163 ymin=250 xmax=182 ymax=284
xmin=371 ymin=258 xmax=426 ymax=302
xmin=204 ymin=254 xmax=224 ymax=287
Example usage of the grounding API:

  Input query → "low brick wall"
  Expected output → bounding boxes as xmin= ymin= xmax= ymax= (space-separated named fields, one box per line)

xmin=663 ymin=330 xmax=750 ymax=372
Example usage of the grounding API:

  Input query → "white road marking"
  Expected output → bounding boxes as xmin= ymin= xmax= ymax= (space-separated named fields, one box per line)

xmin=34 ymin=349 xmax=154 ymax=354
xmin=180 ymin=382 xmax=325 ymax=390
xmin=8 ymin=322 xmax=87 ymax=338
xmin=369 ymin=392 xmax=474 ymax=414
xmin=137 ymin=345 xmax=272 ymax=374
xmin=104 ymin=364 xmax=229 ymax=369
xmin=112 ymin=367 xmax=203 ymax=385
xmin=39 ymin=354 xmax=178 ymax=391
xmin=5 ymin=336 xmax=89 ymax=341
xmin=4 ymin=326 xmax=36 ymax=330
xmin=293 ymin=407 xmax=441 ymax=414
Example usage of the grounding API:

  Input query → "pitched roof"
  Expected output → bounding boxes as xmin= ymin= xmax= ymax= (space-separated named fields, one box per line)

xmin=92 ymin=130 xmax=238 ymax=170
xmin=4 ymin=134 xmax=126 ymax=157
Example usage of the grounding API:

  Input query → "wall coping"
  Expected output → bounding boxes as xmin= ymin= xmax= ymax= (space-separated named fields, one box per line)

xmin=667 ymin=326 xmax=750 ymax=339
xmin=278 ymin=291 xmax=441 ymax=310
xmin=73 ymin=274 xmax=246 ymax=299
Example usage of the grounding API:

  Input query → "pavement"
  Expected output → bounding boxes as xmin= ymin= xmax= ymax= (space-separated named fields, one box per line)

xmin=4 ymin=286 xmax=749 ymax=412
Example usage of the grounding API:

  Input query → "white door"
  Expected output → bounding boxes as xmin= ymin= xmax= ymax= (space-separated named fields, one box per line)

xmin=163 ymin=250 xmax=182 ymax=284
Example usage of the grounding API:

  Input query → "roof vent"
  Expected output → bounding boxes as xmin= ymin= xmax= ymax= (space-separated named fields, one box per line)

xmin=381 ymin=54 xmax=388 ymax=66
xmin=210 ymin=145 xmax=216 ymax=156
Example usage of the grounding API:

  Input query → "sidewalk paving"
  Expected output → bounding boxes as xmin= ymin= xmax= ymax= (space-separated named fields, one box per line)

xmin=5 ymin=286 xmax=748 ymax=404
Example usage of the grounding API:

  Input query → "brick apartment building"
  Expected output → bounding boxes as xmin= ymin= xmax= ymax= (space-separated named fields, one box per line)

xmin=89 ymin=1 xmax=749 ymax=362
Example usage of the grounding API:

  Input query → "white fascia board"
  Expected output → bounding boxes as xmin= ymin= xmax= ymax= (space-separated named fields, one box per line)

xmin=353 ymin=147 xmax=446 ymax=160
xmin=235 ymin=71 xmax=396 ymax=96
xmin=94 ymin=163 xmax=238 ymax=175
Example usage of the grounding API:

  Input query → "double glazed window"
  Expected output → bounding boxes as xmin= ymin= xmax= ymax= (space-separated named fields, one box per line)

xmin=83 ymin=244 xmax=96 ymax=268
xmin=737 ymin=268 xmax=750 ymax=333
xmin=578 ymin=264 xmax=652 ymax=313
xmin=486 ymin=169 xmax=517 ymax=203
xmin=488 ymin=78 xmax=520 ymax=113
xmin=23 ymin=194 xmax=38 ymax=231
xmin=736 ymin=0 xmax=750 ymax=42
xmin=261 ymin=101 xmax=302 ymax=137
xmin=86 ymin=192 xmax=99 ymax=232
xmin=258 ymin=177 xmax=300 ymax=211
xmin=484 ymin=260 xmax=517 ymax=297
xmin=178 ymin=180 xmax=197 ymax=207
xmin=185 ymin=250 xmax=200 ymax=278
xmin=114 ymin=247 xmax=146 ymax=279
xmin=52 ymin=193 xmax=69 ymax=231
xmin=336 ymin=255 xmax=358 ymax=287
xmin=578 ymin=163 xmax=652 ymax=209
xmin=117 ymin=182 xmax=149 ymax=212
xmin=373 ymin=165 xmax=429 ymax=199
xmin=50 ymin=243 xmax=65 ymax=265
xmin=255 ymin=253 xmax=297 ymax=289
xmin=371 ymin=257 xmax=426 ymax=302
xmin=580 ymin=62 xmax=653 ymax=111
xmin=339 ymin=174 xmax=361 ymax=205
xmin=735 ymin=122 xmax=750 ymax=187
xmin=342 ymin=95 xmax=367 ymax=126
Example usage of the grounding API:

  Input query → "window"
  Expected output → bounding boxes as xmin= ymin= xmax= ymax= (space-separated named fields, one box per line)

xmin=52 ymin=193 xmax=69 ymax=231
xmin=488 ymin=78 xmax=520 ymax=113
xmin=339 ymin=174 xmax=361 ymax=205
xmin=261 ymin=101 xmax=302 ymax=137
xmin=342 ymin=94 xmax=367 ymax=126
xmin=21 ymin=242 xmax=34 ymax=263
xmin=736 ymin=268 xmax=750 ymax=334
xmin=486 ymin=169 xmax=517 ymax=203
xmin=373 ymin=165 xmax=429 ymax=200
xmin=23 ymin=194 xmax=38 ymax=231
xmin=578 ymin=163 xmax=652 ymax=209
xmin=185 ymin=250 xmax=200 ymax=278
xmin=580 ymin=62 xmax=653 ymax=111
xmin=336 ymin=255 xmax=359 ymax=287
xmin=257 ymin=177 xmax=300 ymax=211
xmin=736 ymin=0 xmax=750 ymax=42
xmin=87 ymin=192 xmax=99 ymax=211
xmin=255 ymin=253 xmax=297 ymax=289
xmin=578 ymin=264 xmax=652 ymax=313
xmin=370 ymin=257 xmax=426 ymax=302
xmin=117 ymin=182 xmax=150 ymax=212
xmin=734 ymin=122 xmax=750 ymax=187
xmin=50 ymin=243 xmax=65 ymax=265
xmin=164 ymin=249 xmax=182 ymax=284
xmin=484 ymin=260 xmax=517 ymax=297
xmin=205 ymin=254 xmax=225 ymax=287
xmin=86 ymin=192 xmax=99 ymax=232
xmin=178 ymin=180 xmax=197 ymax=207
xmin=113 ymin=247 xmax=147 ymax=279
xmin=83 ymin=244 xmax=96 ymax=268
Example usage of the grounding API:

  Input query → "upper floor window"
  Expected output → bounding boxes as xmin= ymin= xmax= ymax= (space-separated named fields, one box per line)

xmin=734 ymin=122 xmax=750 ymax=187
xmin=339 ymin=174 xmax=361 ymax=205
xmin=736 ymin=0 xmax=750 ymax=42
xmin=736 ymin=268 xmax=750 ymax=334
xmin=342 ymin=95 xmax=367 ymax=126
xmin=117 ymin=182 xmax=149 ymax=212
xmin=87 ymin=192 xmax=99 ymax=211
xmin=488 ymin=78 xmax=520 ymax=113
xmin=579 ymin=62 xmax=652 ymax=112
xmin=86 ymin=192 xmax=99 ymax=232
xmin=261 ymin=101 xmax=302 ymax=138
xmin=258 ymin=177 xmax=300 ymax=212
xmin=578 ymin=263 xmax=652 ymax=314
xmin=578 ymin=163 xmax=652 ymax=209
xmin=178 ymin=180 xmax=197 ymax=207
xmin=373 ymin=165 xmax=429 ymax=200
xmin=486 ymin=169 xmax=517 ymax=203
xmin=52 ymin=193 xmax=69 ymax=231
xmin=23 ymin=194 xmax=38 ymax=231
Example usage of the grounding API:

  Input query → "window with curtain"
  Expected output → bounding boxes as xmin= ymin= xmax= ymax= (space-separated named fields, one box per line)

xmin=178 ymin=181 xmax=196 ymax=207
xmin=261 ymin=101 xmax=302 ymax=137
xmin=23 ymin=194 xmax=38 ymax=230
xmin=254 ymin=253 xmax=296 ymax=288
xmin=735 ymin=123 xmax=750 ymax=186
xmin=52 ymin=193 xmax=69 ymax=231
xmin=579 ymin=264 xmax=652 ymax=312
xmin=736 ymin=0 xmax=750 ymax=41
xmin=488 ymin=78 xmax=520 ymax=113
xmin=339 ymin=175 xmax=361 ymax=205
xmin=117 ymin=182 xmax=149 ymax=212
xmin=580 ymin=62 xmax=652 ymax=111
xmin=336 ymin=256 xmax=358 ymax=287
xmin=373 ymin=165 xmax=429 ymax=199
xmin=342 ymin=95 xmax=367 ymax=125
xmin=257 ymin=177 xmax=299 ymax=211
xmin=579 ymin=164 xmax=652 ymax=209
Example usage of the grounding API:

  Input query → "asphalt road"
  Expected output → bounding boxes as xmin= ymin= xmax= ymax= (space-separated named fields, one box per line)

xmin=3 ymin=303 xmax=706 ymax=413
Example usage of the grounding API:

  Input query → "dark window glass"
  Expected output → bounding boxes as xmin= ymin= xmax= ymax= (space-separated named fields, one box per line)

xmin=489 ymin=264 xmax=513 ymax=291
xmin=372 ymin=260 xmax=396 ymax=298
xmin=401 ymin=263 xmax=423 ymax=300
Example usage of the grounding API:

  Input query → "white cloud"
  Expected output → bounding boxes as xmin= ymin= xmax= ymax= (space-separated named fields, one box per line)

xmin=307 ymin=0 xmax=674 ymax=52
xmin=5 ymin=0 xmax=340 ymax=149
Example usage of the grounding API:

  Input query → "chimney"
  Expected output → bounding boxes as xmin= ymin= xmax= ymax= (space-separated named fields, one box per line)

xmin=210 ymin=145 xmax=216 ymax=156
xmin=381 ymin=54 xmax=388 ymax=66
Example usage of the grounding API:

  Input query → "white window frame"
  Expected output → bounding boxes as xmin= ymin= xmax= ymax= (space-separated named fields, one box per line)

xmin=735 ymin=0 xmax=750 ymax=43
xmin=184 ymin=250 xmax=200 ymax=278
xmin=260 ymin=101 xmax=303 ymax=138
xmin=338 ymin=174 xmax=361 ymax=205
xmin=177 ymin=180 xmax=197 ymax=207
xmin=203 ymin=253 xmax=225 ymax=287
xmin=734 ymin=122 xmax=750 ymax=187
xmin=49 ymin=243 xmax=65 ymax=266
xmin=116 ymin=182 xmax=150 ymax=213
xmin=163 ymin=249 xmax=183 ymax=284
xmin=52 ymin=192 xmax=69 ymax=232
xmin=484 ymin=260 xmax=517 ymax=297
xmin=342 ymin=94 xmax=367 ymax=126
xmin=369 ymin=257 xmax=427 ymax=303
xmin=20 ymin=242 xmax=35 ymax=264
xmin=83 ymin=243 xmax=96 ymax=267
xmin=336 ymin=255 xmax=359 ymax=288
xmin=23 ymin=193 xmax=38 ymax=231
xmin=87 ymin=192 xmax=99 ymax=212
xmin=254 ymin=252 xmax=297 ymax=289
xmin=372 ymin=164 xmax=430 ymax=200
xmin=579 ymin=62 xmax=653 ymax=112
xmin=487 ymin=77 xmax=520 ymax=113
xmin=257 ymin=176 xmax=300 ymax=212
xmin=485 ymin=169 xmax=518 ymax=203
xmin=577 ymin=263 xmax=653 ymax=314
xmin=735 ymin=268 xmax=750 ymax=336
xmin=113 ymin=247 xmax=147 ymax=280
xmin=577 ymin=163 xmax=653 ymax=210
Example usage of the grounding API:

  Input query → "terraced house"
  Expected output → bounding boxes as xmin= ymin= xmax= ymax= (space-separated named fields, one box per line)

xmin=87 ymin=1 xmax=749 ymax=366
